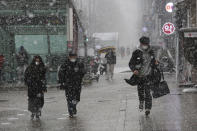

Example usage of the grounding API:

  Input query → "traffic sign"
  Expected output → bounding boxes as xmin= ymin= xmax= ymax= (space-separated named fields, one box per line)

xmin=166 ymin=2 xmax=174 ymax=13
xmin=162 ymin=22 xmax=175 ymax=35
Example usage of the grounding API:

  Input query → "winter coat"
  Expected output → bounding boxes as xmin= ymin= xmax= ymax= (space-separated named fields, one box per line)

xmin=129 ymin=48 xmax=161 ymax=83
xmin=129 ymin=48 xmax=156 ymax=70
xmin=16 ymin=50 xmax=29 ymax=66
xmin=58 ymin=59 xmax=85 ymax=89
xmin=24 ymin=63 xmax=47 ymax=98
xmin=105 ymin=52 xmax=116 ymax=64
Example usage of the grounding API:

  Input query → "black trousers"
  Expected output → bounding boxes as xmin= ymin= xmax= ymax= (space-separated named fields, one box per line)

xmin=28 ymin=93 xmax=44 ymax=113
xmin=65 ymin=87 xmax=81 ymax=115
xmin=137 ymin=77 xmax=152 ymax=110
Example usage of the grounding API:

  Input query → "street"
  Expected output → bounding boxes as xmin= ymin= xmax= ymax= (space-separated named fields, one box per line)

xmin=0 ymin=58 xmax=196 ymax=131
xmin=1 ymin=0 xmax=197 ymax=131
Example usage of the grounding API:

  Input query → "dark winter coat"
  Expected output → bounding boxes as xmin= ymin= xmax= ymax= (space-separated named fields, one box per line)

xmin=24 ymin=58 xmax=47 ymax=98
xmin=129 ymin=47 xmax=160 ymax=84
xmin=58 ymin=59 xmax=85 ymax=90
xmin=105 ymin=52 xmax=116 ymax=64
xmin=58 ymin=59 xmax=85 ymax=102
xmin=129 ymin=48 xmax=156 ymax=72
xmin=16 ymin=49 xmax=29 ymax=66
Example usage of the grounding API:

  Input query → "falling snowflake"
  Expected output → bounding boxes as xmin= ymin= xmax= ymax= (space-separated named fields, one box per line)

xmin=49 ymin=2 xmax=54 ymax=6
xmin=28 ymin=13 xmax=34 ymax=18
xmin=33 ymin=41 xmax=38 ymax=45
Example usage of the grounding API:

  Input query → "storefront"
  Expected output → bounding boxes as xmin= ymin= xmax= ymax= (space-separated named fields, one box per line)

xmin=180 ymin=28 xmax=197 ymax=84
xmin=0 ymin=0 xmax=86 ymax=84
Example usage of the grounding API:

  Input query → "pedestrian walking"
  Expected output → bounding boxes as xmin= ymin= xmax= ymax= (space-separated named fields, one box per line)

xmin=24 ymin=56 xmax=47 ymax=120
xmin=16 ymin=46 xmax=29 ymax=85
xmin=129 ymin=36 xmax=158 ymax=116
xmin=105 ymin=49 xmax=116 ymax=80
xmin=58 ymin=53 xmax=85 ymax=118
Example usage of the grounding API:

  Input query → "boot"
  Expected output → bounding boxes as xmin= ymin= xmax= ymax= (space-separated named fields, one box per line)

xmin=139 ymin=101 xmax=144 ymax=112
xmin=36 ymin=111 xmax=41 ymax=119
xmin=145 ymin=109 xmax=150 ymax=116
xmin=31 ymin=113 xmax=35 ymax=120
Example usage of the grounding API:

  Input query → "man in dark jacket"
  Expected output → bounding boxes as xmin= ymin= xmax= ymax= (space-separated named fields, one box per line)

xmin=129 ymin=36 xmax=158 ymax=116
xmin=58 ymin=53 xmax=85 ymax=118
xmin=105 ymin=49 xmax=116 ymax=80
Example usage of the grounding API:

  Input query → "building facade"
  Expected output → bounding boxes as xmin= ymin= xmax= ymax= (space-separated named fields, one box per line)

xmin=0 ymin=0 xmax=87 ymax=83
xmin=176 ymin=0 xmax=197 ymax=84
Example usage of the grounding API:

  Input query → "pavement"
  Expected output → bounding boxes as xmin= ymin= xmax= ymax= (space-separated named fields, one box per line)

xmin=0 ymin=57 xmax=196 ymax=131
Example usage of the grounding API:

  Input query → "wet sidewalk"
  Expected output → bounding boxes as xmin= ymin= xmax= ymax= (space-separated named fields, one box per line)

xmin=0 ymin=72 xmax=196 ymax=131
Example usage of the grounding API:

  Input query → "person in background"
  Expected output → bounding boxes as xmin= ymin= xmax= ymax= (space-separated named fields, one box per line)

xmin=129 ymin=36 xmax=158 ymax=116
xmin=0 ymin=55 xmax=5 ymax=83
xmin=16 ymin=46 xmax=29 ymax=85
xmin=24 ymin=56 xmax=47 ymax=120
xmin=105 ymin=49 xmax=116 ymax=80
xmin=58 ymin=53 xmax=85 ymax=118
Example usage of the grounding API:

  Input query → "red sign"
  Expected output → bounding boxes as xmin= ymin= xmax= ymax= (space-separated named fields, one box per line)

xmin=67 ymin=43 xmax=72 ymax=48
xmin=162 ymin=22 xmax=175 ymax=35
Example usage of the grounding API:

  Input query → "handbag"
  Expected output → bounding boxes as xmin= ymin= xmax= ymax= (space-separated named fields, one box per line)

xmin=152 ymin=69 xmax=170 ymax=98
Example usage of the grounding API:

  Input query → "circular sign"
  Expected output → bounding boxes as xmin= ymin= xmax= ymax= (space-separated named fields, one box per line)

xmin=162 ymin=22 xmax=175 ymax=35
xmin=166 ymin=2 xmax=174 ymax=13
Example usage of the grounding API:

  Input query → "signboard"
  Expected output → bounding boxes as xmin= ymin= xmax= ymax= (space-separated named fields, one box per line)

xmin=93 ymin=32 xmax=119 ymax=49
xmin=184 ymin=32 xmax=197 ymax=38
xmin=166 ymin=2 xmax=174 ymax=13
xmin=162 ymin=22 xmax=175 ymax=35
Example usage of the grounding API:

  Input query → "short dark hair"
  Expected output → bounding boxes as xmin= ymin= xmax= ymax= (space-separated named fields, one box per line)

xmin=139 ymin=36 xmax=150 ymax=44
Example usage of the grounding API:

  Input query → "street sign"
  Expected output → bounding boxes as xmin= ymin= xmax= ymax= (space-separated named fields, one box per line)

xmin=166 ymin=2 xmax=174 ymax=13
xmin=162 ymin=22 xmax=175 ymax=35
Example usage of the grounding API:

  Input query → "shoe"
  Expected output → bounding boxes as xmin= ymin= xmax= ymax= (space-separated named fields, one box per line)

xmin=36 ymin=111 xmax=41 ymax=119
xmin=139 ymin=102 xmax=144 ymax=112
xmin=36 ymin=114 xmax=40 ymax=119
xmin=69 ymin=114 xmax=73 ymax=118
xmin=31 ymin=113 xmax=35 ymax=120
xmin=145 ymin=110 xmax=150 ymax=116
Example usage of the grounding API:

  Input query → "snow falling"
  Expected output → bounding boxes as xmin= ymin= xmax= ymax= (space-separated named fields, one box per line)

xmin=0 ymin=0 xmax=196 ymax=131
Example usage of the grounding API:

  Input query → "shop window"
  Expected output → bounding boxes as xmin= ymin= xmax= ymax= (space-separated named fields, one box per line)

xmin=15 ymin=35 xmax=48 ymax=55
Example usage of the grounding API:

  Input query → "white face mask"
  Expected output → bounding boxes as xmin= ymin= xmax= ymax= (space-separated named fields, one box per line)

xmin=35 ymin=62 xmax=39 ymax=65
xmin=70 ymin=59 xmax=76 ymax=62
xmin=142 ymin=45 xmax=149 ymax=50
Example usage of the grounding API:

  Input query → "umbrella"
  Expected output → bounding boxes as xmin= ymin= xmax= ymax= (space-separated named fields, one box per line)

xmin=98 ymin=46 xmax=116 ymax=54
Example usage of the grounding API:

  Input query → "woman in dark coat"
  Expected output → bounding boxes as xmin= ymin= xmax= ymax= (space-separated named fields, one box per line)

xmin=24 ymin=55 xmax=47 ymax=120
